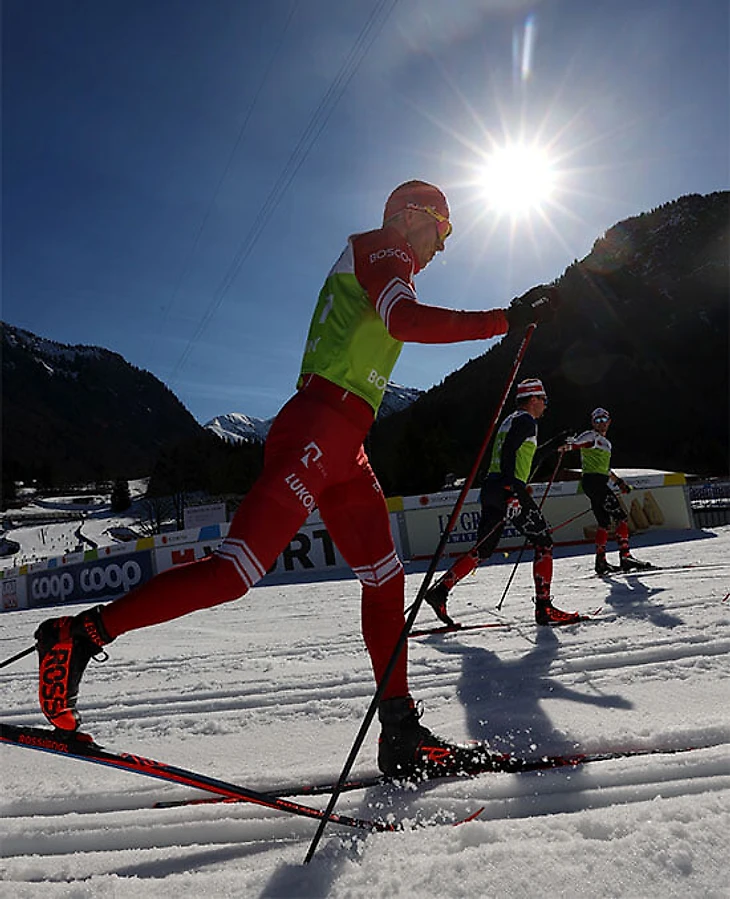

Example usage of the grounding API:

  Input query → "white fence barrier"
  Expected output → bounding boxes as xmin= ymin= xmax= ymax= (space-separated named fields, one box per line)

xmin=0 ymin=473 xmax=692 ymax=612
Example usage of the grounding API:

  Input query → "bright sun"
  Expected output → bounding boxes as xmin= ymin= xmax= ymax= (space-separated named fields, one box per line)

xmin=479 ymin=143 xmax=557 ymax=216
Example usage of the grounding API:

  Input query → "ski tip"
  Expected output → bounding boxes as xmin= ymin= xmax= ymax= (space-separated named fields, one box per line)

xmin=456 ymin=805 xmax=486 ymax=825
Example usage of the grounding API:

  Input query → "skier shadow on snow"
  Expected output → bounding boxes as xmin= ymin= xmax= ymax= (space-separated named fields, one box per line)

xmin=259 ymin=630 xmax=635 ymax=897
xmin=413 ymin=626 xmax=636 ymax=824
xmin=428 ymin=626 xmax=633 ymax=758
xmin=602 ymin=577 xmax=684 ymax=629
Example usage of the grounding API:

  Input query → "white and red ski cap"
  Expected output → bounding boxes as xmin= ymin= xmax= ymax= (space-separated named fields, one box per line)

xmin=591 ymin=407 xmax=611 ymax=423
xmin=516 ymin=378 xmax=547 ymax=401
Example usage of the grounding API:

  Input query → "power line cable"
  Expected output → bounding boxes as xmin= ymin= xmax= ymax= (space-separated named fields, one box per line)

xmin=152 ymin=1 xmax=301 ymax=338
xmin=168 ymin=0 xmax=400 ymax=384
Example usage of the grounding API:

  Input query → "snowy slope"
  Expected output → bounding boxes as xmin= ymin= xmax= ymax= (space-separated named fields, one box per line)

xmin=1 ymin=528 xmax=729 ymax=897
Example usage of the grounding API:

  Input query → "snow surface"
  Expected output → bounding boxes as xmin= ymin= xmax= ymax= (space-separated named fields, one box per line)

xmin=1 ymin=481 xmax=153 ymax=568
xmin=1 ymin=527 xmax=729 ymax=898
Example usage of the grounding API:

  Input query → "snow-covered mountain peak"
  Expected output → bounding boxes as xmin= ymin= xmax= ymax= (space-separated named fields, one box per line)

xmin=204 ymin=382 xmax=423 ymax=444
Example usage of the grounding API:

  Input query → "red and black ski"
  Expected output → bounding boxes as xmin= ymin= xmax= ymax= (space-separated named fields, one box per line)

xmin=2 ymin=721 xmax=719 ymax=820
xmin=149 ymin=741 xmax=716 ymax=808
xmin=262 ymin=740 xmax=714 ymax=793
xmin=0 ymin=722 xmax=395 ymax=832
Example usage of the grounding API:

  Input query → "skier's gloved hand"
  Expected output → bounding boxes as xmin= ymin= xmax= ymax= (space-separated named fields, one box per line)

xmin=615 ymin=477 xmax=631 ymax=494
xmin=559 ymin=435 xmax=576 ymax=453
xmin=506 ymin=285 xmax=562 ymax=332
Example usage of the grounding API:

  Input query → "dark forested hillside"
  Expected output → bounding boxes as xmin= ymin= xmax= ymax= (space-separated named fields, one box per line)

xmin=1 ymin=324 xmax=203 ymax=488
xmin=4 ymin=192 xmax=726 ymax=501
xmin=369 ymin=192 xmax=729 ymax=495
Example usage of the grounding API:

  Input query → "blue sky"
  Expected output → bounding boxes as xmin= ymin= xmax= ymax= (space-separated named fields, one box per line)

xmin=4 ymin=0 xmax=728 ymax=424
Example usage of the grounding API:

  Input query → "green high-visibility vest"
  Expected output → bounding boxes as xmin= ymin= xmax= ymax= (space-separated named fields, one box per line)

xmin=488 ymin=411 xmax=537 ymax=483
xmin=298 ymin=244 xmax=403 ymax=413
xmin=576 ymin=430 xmax=612 ymax=476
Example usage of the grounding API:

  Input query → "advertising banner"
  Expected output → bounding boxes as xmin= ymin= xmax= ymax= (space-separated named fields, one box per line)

xmin=2 ymin=575 xmax=26 ymax=611
xmin=183 ymin=503 xmax=227 ymax=530
xmin=26 ymin=550 xmax=155 ymax=608
xmin=402 ymin=477 xmax=692 ymax=559
xmin=0 ymin=473 xmax=689 ymax=613
xmin=153 ymin=520 xmax=385 ymax=582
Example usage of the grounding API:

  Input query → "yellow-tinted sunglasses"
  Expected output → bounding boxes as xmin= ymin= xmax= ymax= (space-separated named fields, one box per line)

xmin=406 ymin=203 xmax=453 ymax=242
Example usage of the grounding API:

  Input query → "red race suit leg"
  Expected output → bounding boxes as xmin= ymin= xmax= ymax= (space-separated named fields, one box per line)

xmin=318 ymin=447 xmax=407 ymax=700
xmin=101 ymin=376 xmax=408 ymax=697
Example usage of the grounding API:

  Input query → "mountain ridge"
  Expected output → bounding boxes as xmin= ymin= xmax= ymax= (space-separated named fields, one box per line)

xmin=3 ymin=191 xmax=726 ymax=498
xmin=204 ymin=383 xmax=424 ymax=444
xmin=1 ymin=322 xmax=203 ymax=488
xmin=368 ymin=191 xmax=729 ymax=494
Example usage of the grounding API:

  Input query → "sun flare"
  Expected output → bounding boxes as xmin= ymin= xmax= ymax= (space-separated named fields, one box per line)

xmin=479 ymin=143 xmax=557 ymax=216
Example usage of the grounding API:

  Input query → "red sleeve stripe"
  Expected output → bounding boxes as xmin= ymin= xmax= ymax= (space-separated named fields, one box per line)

xmin=376 ymin=277 xmax=417 ymax=330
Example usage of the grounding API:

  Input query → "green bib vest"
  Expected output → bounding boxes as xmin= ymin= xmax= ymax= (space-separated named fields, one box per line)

xmin=579 ymin=431 xmax=612 ymax=476
xmin=298 ymin=244 xmax=403 ymax=413
xmin=488 ymin=411 xmax=537 ymax=483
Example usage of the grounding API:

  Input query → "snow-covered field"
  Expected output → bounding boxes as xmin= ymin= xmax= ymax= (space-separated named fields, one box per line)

xmin=0 ymin=481 xmax=152 ymax=568
xmin=1 ymin=527 xmax=729 ymax=898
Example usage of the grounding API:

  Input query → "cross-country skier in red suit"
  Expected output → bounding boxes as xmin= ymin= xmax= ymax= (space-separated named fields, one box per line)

xmin=34 ymin=181 xmax=559 ymax=779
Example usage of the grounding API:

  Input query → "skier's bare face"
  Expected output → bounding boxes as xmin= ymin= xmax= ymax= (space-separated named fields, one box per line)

xmin=526 ymin=395 xmax=547 ymax=419
xmin=403 ymin=209 xmax=449 ymax=272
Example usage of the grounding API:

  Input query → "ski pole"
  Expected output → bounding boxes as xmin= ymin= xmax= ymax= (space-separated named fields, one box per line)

xmin=432 ymin=446 xmax=569 ymax=619
xmin=0 ymin=645 xmax=35 ymax=669
xmin=496 ymin=448 xmax=564 ymax=611
xmin=304 ymin=323 xmax=537 ymax=864
xmin=550 ymin=507 xmax=591 ymax=534
xmin=405 ymin=513 xmax=507 ymax=623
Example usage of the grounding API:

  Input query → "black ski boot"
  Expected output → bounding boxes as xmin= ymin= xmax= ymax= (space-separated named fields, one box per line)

xmin=35 ymin=606 xmax=112 ymax=731
xmin=595 ymin=554 xmax=620 ymax=575
xmin=424 ymin=582 xmax=456 ymax=627
xmin=377 ymin=696 xmax=497 ymax=779
xmin=620 ymin=554 xmax=653 ymax=572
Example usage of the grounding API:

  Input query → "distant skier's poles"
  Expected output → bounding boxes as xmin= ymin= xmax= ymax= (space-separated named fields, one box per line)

xmin=550 ymin=507 xmax=591 ymax=534
xmin=304 ymin=324 xmax=538 ymax=865
xmin=496 ymin=448 xmax=564 ymax=611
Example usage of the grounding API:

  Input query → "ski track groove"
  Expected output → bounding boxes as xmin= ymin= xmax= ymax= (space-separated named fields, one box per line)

xmin=1 ymin=541 xmax=728 ymax=885
xmin=2 ymin=748 xmax=727 ymax=864
xmin=4 ymin=611 xmax=727 ymax=729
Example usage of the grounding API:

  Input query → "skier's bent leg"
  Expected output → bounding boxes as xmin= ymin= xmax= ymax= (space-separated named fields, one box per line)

xmin=423 ymin=505 xmax=504 ymax=624
xmin=616 ymin=519 xmax=630 ymax=556
xmin=102 ymin=481 xmax=308 ymax=637
xmin=532 ymin=543 xmax=554 ymax=603
xmin=35 ymin=478 xmax=310 ymax=730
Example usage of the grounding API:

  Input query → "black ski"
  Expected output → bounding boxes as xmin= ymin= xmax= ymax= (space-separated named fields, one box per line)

xmin=0 ymin=722 xmax=395 ymax=832
xmin=592 ymin=562 xmax=727 ymax=580
xmin=156 ymin=774 xmax=385 ymax=807
xmin=157 ymin=740 xmax=714 ymax=808
xmin=409 ymin=621 xmax=510 ymax=638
